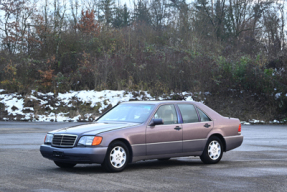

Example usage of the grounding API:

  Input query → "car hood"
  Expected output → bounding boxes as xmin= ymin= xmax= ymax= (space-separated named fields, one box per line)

xmin=49 ymin=122 xmax=139 ymax=135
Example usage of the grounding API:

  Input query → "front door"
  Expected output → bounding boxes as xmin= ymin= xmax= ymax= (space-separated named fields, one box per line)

xmin=146 ymin=104 xmax=183 ymax=155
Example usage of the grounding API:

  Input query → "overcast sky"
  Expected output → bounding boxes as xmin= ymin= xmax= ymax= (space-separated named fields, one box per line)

xmin=0 ymin=0 xmax=285 ymax=28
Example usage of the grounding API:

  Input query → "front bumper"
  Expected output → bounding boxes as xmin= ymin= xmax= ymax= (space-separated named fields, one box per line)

xmin=40 ymin=145 xmax=107 ymax=164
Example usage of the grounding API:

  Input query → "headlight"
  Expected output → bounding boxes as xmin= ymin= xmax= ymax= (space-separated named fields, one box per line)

xmin=77 ymin=136 xmax=102 ymax=146
xmin=44 ymin=134 xmax=53 ymax=144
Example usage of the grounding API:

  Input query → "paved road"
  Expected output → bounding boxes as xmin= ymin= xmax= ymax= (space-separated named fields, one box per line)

xmin=0 ymin=122 xmax=287 ymax=192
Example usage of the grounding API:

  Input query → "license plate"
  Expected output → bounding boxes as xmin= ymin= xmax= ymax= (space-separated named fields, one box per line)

xmin=53 ymin=151 xmax=64 ymax=158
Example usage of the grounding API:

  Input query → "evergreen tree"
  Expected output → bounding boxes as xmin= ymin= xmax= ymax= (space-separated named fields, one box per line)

xmin=112 ymin=4 xmax=130 ymax=28
xmin=122 ymin=4 xmax=130 ymax=26
xmin=168 ymin=0 xmax=190 ymax=39
xmin=99 ymin=0 xmax=115 ymax=27
xmin=133 ymin=0 xmax=151 ymax=24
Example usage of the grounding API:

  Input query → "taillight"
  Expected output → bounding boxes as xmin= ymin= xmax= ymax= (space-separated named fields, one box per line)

xmin=44 ymin=135 xmax=47 ymax=143
xmin=238 ymin=124 xmax=241 ymax=133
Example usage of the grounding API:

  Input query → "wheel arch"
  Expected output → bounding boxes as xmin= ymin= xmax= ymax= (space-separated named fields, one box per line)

xmin=110 ymin=138 xmax=133 ymax=163
xmin=208 ymin=134 xmax=226 ymax=152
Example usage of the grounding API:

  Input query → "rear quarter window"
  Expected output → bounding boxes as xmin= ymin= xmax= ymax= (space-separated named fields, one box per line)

xmin=197 ymin=108 xmax=211 ymax=122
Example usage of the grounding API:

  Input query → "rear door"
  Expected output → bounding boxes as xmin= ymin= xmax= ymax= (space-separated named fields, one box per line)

xmin=177 ymin=104 xmax=213 ymax=153
xmin=146 ymin=104 xmax=183 ymax=155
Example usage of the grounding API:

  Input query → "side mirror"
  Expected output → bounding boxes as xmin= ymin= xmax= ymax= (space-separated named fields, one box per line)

xmin=149 ymin=119 xmax=164 ymax=126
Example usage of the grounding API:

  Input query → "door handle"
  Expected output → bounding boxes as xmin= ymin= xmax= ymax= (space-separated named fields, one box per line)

xmin=204 ymin=123 xmax=211 ymax=128
xmin=174 ymin=126 xmax=182 ymax=131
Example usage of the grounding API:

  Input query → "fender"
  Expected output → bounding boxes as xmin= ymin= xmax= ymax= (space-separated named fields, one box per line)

xmin=206 ymin=128 xmax=227 ymax=151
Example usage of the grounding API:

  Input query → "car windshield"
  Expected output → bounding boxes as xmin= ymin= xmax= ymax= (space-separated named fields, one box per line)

xmin=97 ymin=104 xmax=155 ymax=123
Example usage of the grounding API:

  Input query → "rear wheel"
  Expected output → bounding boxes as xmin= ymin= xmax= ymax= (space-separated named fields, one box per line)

xmin=200 ymin=136 xmax=223 ymax=164
xmin=54 ymin=161 xmax=76 ymax=168
xmin=102 ymin=141 xmax=130 ymax=172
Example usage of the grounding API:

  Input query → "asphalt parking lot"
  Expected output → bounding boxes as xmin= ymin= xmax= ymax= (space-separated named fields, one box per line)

xmin=0 ymin=122 xmax=287 ymax=192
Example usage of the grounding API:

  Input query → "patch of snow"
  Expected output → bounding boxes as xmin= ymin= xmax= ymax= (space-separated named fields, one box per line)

xmin=46 ymin=92 xmax=54 ymax=96
xmin=0 ymin=94 xmax=25 ymax=115
xmin=241 ymin=121 xmax=250 ymax=125
xmin=249 ymin=119 xmax=266 ymax=124
xmin=28 ymin=95 xmax=38 ymax=100
xmin=1 ymin=90 xmax=195 ymax=122
xmin=27 ymin=95 xmax=48 ymax=105
xmin=23 ymin=107 xmax=34 ymax=111
xmin=41 ymin=100 xmax=49 ymax=105
xmin=275 ymin=93 xmax=281 ymax=99
xmin=185 ymin=96 xmax=193 ymax=101
xmin=204 ymin=92 xmax=210 ymax=95
xmin=45 ymin=105 xmax=55 ymax=110
xmin=0 ymin=89 xmax=5 ymax=93
xmin=71 ymin=115 xmax=81 ymax=122
xmin=57 ymin=90 xmax=156 ymax=113
xmin=250 ymin=119 xmax=259 ymax=123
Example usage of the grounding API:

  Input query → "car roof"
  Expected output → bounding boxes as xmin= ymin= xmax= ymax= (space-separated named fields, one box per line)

xmin=120 ymin=100 xmax=223 ymax=120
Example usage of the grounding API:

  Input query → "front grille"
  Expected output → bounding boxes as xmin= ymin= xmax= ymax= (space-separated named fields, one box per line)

xmin=52 ymin=134 xmax=77 ymax=147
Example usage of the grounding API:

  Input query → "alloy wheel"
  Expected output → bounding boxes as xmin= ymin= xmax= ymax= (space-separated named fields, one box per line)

xmin=110 ymin=146 xmax=127 ymax=168
xmin=208 ymin=140 xmax=221 ymax=160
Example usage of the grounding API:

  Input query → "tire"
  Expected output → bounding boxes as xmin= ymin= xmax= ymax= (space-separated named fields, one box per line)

xmin=158 ymin=158 xmax=170 ymax=161
xmin=200 ymin=136 xmax=223 ymax=164
xmin=101 ymin=141 xmax=130 ymax=172
xmin=54 ymin=161 xmax=76 ymax=168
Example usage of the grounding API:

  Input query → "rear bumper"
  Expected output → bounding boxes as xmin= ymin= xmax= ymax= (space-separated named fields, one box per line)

xmin=40 ymin=145 xmax=107 ymax=164
xmin=224 ymin=135 xmax=243 ymax=151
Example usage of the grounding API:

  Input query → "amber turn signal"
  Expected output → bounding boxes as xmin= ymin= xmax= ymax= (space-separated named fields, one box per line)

xmin=92 ymin=136 xmax=102 ymax=145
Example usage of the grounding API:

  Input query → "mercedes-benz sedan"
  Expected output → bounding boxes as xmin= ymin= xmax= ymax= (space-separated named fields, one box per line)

xmin=40 ymin=101 xmax=243 ymax=172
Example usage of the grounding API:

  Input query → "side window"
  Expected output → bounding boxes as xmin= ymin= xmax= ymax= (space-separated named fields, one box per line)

xmin=197 ymin=108 xmax=211 ymax=122
xmin=154 ymin=105 xmax=178 ymax=125
xmin=178 ymin=104 xmax=199 ymax=123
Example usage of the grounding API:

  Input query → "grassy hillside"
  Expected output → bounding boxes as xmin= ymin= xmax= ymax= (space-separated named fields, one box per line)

xmin=0 ymin=0 xmax=286 ymax=121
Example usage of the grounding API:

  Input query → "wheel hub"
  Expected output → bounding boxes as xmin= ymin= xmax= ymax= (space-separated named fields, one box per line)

xmin=208 ymin=140 xmax=221 ymax=160
xmin=110 ymin=146 xmax=127 ymax=168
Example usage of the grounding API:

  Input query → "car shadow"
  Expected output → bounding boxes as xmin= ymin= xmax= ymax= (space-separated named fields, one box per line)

xmin=126 ymin=158 xmax=204 ymax=171
xmin=49 ymin=158 xmax=205 ymax=174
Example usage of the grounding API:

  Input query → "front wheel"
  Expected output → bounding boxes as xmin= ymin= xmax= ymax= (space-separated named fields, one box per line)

xmin=101 ymin=141 xmax=130 ymax=172
xmin=200 ymin=136 xmax=223 ymax=164
xmin=54 ymin=161 xmax=76 ymax=168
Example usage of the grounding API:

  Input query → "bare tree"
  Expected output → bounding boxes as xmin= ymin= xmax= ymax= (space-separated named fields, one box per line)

xmin=53 ymin=0 xmax=67 ymax=57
